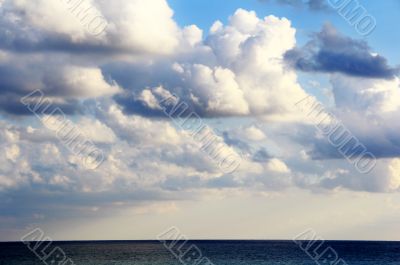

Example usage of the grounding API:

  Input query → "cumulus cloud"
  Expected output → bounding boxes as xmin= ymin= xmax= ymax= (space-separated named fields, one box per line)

xmin=0 ymin=59 xmax=121 ymax=115
xmin=42 ymin=66 xmax=121 ymax=98
xmin=108 ymin=9 xmax=310 ymax=120
xmin=331 ymin=74 xmax=400 ymax=113
xmin=297 ymin=71 xmax=400 ymax=161
xmin=0 ymin=3 xmax=309 ymax=120
xmin=285 ymin=24 xmax=399 ymax=79
xmin=265 ymin=158 xmax=291 ymax=173
xmin=242 ymin=126 xmax=266 ymax=141
xmin=0 ymin=0 xmax=180 ymax=54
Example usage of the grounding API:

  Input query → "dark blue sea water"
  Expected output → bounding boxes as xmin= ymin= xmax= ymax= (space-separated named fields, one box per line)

xmin=1 ymin=240 xmax=399 ymax=265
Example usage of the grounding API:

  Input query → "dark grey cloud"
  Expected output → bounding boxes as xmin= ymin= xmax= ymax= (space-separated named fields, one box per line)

xmin=102 ymin=61 xmax=192 ymax=118
xmin=0 ymin=94 xmax=83 ymax=116
xmin=309 ymin=133 xmax=400 ymax=160
xmin=308 ymin=0 xmax=330 ymax=10
xmin=252 ymin=148 xmax=273 ymax=163
xmin=290 ymin=116 xmax=400 ymax=160
xmin=223 ymin=131 xmax=252 ymax=153
xmin=284 ymin=24 xmax=399 ymax=79
xmin=259 ymin=0 xmax=331 ymax=11
xmin=0 ymin=63 xmax=84 ymax=115
xmin=0 ymin=28 xmax=116 ymax=55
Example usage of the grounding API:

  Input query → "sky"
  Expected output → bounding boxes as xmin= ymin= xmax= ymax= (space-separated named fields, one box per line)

xmin=0 ymin=0 xmax=400 ymax=241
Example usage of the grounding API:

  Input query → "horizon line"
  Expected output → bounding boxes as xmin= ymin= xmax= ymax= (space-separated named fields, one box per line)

xmin=2 ymin=239 xmax=400 ymax=243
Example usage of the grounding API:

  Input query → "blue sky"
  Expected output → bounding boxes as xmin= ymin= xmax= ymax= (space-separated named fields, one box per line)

xmin=170 ymin=0 xmax=400 ymax=63
xmin=169 ymin=0 xmax=400 ymax=105
xmin=0 ymin=0 xmax=400 ymax=241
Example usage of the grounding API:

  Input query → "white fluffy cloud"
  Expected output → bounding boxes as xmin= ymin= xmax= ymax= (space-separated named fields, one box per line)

xmin=97 ymin=0 xmax=180 ymax=54
xmin=331 ymin=74 xmax=400 ymax=113
xmin=365 ymin=159 xmax=400 ymax=192
xmin=106 ymin=8 xmax=311 ymax=120
xmin=178 ymin=64 xmax=250 ymax=116
xmin=43 ymin=66 xmax=121 ymax=99
xmin=208 ymin=10 xmax=308 ymax=118
xmin=265 ymin=158 xmax=291 ymax=173
xmin=387 ymin=159 xmax=400 ymax=191
xmin=10 ymin=0 xmax=98 ymax=40
xmin=243 ymin=126 xmax=266 ymax=141
xmin=2 ymin=0 xmax=180 ymax=54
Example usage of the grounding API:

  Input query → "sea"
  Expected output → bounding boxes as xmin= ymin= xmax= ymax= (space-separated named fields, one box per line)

xmin=1 ymin=240 xmax=399 ymax=265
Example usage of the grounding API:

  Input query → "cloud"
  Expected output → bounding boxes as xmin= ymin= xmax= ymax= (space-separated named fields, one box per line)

xmin=0 ymin=0 xmax=180 ymax=55
xmin=1 ymin=0 xmax=400 ymax=238
xmin=236 ymin=125 xmax=267 ymax=142
xmin=106 ymin=9 xmax=310 ymax=119
xmin=317 ymin=158 xmax=400 ymax=193
xmin=0 ymin=62 xmax=121 ymax=115
xmin=0 ymin=0 xmax=182 ymax=115
xmin=0 ymin=104 xmax=216 ymax=217
xmin=253 ymin=148 xmax=273 ymax=163
xmin=259 ymin=0 xmax=331 ymax=11
xmin=302 ymin=111 xmax=400 ymax=160
xmin=265 ymin=158 xmax=291 ymax=173
xmin=42 ymin=66 xmax=121 ymax=98
xmin=331 ymin=74 xmax=400 ymax=113
xmin=285 ymin=24 xmax=399 ymax=79
xmin=0 ymin=3 xmax=311 ymax=119
xmin=296 ymin=72 xmax=400 ymax=161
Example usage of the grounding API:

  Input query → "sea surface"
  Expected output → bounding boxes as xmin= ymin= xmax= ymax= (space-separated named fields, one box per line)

xmin=1 ymin=240 xmax=400 ymax=265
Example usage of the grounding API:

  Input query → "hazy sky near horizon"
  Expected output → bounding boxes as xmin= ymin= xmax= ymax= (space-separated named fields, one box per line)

xmin=1 ymin=0 xmax=400 ymax=241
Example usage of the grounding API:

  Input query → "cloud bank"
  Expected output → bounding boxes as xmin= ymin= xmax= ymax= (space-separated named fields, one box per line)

xmin=0 ymin=0 xmax=399 ymax=237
